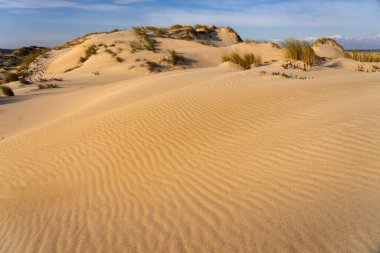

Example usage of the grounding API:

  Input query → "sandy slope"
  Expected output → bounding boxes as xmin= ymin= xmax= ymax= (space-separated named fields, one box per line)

xmin=1 ymin=60 xmax=380 ymax=252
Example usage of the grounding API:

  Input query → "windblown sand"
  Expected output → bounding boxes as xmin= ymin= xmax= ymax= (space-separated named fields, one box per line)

xmin=1 ymin=32 xmax=380 ymax=252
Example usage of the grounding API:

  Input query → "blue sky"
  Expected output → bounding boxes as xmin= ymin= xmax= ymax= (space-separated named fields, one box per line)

xmin=0 ymin=0 xmax=379 ymax=49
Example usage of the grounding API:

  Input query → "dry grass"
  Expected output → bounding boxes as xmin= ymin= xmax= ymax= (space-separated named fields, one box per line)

xmin=282 ymin=39 xmax=317 ymax=70
xmin=222 ymin=53 xmax=262 ymax=69
xmin=345 ymin=51 xmax=380 ymax=62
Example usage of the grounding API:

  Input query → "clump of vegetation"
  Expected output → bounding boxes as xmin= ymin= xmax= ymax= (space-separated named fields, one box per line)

xmin=116 ymin=56 xmax=125 ymax=63
xmin=345 ymin=51 xmax=380 ymax=62
xmin=16 ymin=48 xmax=51 ymax=81
xmin=170 ymin=24 xmax=183 ymax=30
xmin=105 ymin=49 xmax=117 ymax=57
xmin=130 ymin=41 xmax=144 ymax=53
xmin=64 ymin=66 xmax=80 ymax=73
xmin=222 ymin=52 xmax=262 ymax=69
xmin=4 ymin=72 xmax=19 ymax=83
xmin=259 ymin=70 xmax=266 ymax=75
xmin=38 ymin=77 xmax=63 ymax=82
xmin=130 ymin=28 xmax=157 ymax=53
xmin=0 ymin=85 xmax=15 ymax=97
xmin=143 ymin=34 xmax=156 ymax=52
xmin=145 ymin=26 xmax=169 ymax=37
xmin=163 ymin=49 xmax=186 ymax=66
xmin=272 ymin=71 xmax=312 ymax=80
xmin=38 ymin=83 xmax=60 ymax=89
xmin=225 ymin=27 xmax=243 ymax=42
xmin=355 ymin=64 xmax=380 ymax=73
xmin=282 ymin=39 xmax=317 ymax=70
xmin=80 ymin=44 xmax=98 ymax=63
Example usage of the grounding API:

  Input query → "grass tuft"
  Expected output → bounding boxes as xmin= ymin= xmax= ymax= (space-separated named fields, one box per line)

xmin=222 ymin=52 xmax=262 ymax=69
xmin=130 ymin=29 xmax=157 ymax=53
xmin=282 ymin=39 xmax=317 ymax=70
xmin=80 ymin=44 xmax=98 ymax=63
xmin=165 ymin=50 xmax=186 ymax=65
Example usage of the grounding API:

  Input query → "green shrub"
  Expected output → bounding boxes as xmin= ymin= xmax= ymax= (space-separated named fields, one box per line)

xmin=282 ymin=39 xmax=317 ymax=70
xmin=222 ymin=53 xmax=262 ymax=69
xmin=0 ymin=85 xmax=15 ymax=96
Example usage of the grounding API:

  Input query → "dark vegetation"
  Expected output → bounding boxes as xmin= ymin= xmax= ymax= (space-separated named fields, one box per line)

xmin=0 ymin=85 xmax=14 ymax=96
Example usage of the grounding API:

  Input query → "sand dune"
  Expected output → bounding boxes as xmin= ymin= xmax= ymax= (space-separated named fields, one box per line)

xmin=1 ymin=28 xmax=380 ymax=252
xmin=1 ymin=62 xmax=380 ymax=252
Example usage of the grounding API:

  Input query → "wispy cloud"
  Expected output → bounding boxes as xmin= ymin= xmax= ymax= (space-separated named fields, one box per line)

xmin=145 ymin=0 xmax=379 ymax=29
xmin=0 ymin=0 xmax=379 ymax=48
xmin=0 ymin=0 xmax=144 ymax=10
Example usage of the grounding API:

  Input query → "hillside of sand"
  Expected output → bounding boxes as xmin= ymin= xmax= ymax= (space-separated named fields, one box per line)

xmin=1 ymin=28 xmax=380 ymax=253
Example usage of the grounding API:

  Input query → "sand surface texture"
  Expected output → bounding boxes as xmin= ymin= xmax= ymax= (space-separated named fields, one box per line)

xmin=1 ymin=31 xmax=380 ymax=253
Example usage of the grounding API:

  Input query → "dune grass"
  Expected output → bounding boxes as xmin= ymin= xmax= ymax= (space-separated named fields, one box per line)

xmin=345 ymin=51 xmax=380 ymax=62
xmin=222 ymin=53 xmax=262 ymax=69
xmin=0 ymin=85 xmax=15 ymax=97
xmin=166 ymin=50 xmax=186 ymax=65
xmin=282 ymin=39 xmax=317 ymax=70
xmin=145 ymin=26 xmax=169 ymax=37
xmin=80 ymin=45 xmax=98 ymax=63
xmin=130 ymin=28 xmax=157 ymax=53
